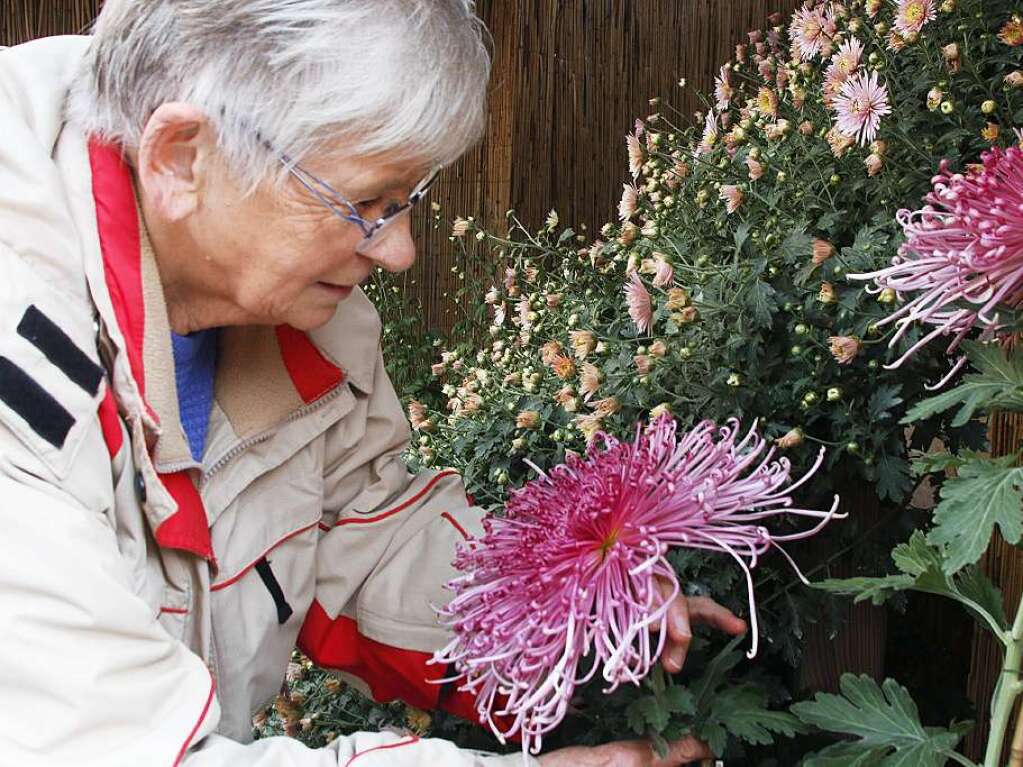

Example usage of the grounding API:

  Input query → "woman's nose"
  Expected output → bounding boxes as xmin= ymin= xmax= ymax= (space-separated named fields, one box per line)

xmin=361 ymin=217 xmax=416 ymax=273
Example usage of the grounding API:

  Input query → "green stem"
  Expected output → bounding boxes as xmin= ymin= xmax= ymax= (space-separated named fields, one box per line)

xmin=984 ymin=595 xmax=1023 ymax=767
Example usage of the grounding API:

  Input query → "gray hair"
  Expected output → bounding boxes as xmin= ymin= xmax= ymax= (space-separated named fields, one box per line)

xmin=67 ymin=0 xmax=491 ymax=188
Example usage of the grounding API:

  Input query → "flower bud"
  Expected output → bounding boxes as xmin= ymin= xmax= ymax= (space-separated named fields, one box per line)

xmin=878 ymin=287 xmax=897 ymax=304
xmin=818 ymin=282 xmax=837 ymax=304
xmin=812 ymin=239 xmax=835 ymax=265
xmin=982 ymin=99 xmax=998 ymax=114
xmin=827 ymin=387 xmax=842 ymax=402
xmin=516 ymin=410 xmax=541 ymax=429
xmin=775 ymin=428 xmax=804 ymax=449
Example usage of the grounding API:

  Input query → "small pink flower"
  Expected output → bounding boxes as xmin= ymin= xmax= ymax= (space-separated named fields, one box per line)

xmin=652 ymin=255 xmax=674 ymax=288
xmin=696 ymin=111 xmax=719 ymax=156
xmin=833 ymin=70 xmax=892 ymax=146
xmin=789 ymin=4 xmax=831 ymax=61
xmin=625 ymin=273 xmax=653 ymax=334
xmin=626 ymin=133 xmax=644 ymax=177
xmin=831 ymin=37 xmax=864 ymax=75
xmin=618 ymin=184 xmax=639 ymax=222
xmin=720 ymin=184 xmax=745 ymax=214
xmin=746 ymin=156 xmax=765 ymax=180
xmin=757 ymin=87 xmax=779 ymax=118
xmin=895 ymin=0 xmax=936 ymax=35
xmin=828 ymin=336 xmax=861 ymax=364
xmin=714 ymin=65 xmax=733 ymax=110
xmin=433 ymin=416 xmax=841 ymax=757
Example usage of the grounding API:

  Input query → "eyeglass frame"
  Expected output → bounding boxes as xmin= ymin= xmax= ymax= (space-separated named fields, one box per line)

xmin=250 ymin=124 xmax=440 ymax=252
xmin=278 ymin=153 xmax=441 ymax=251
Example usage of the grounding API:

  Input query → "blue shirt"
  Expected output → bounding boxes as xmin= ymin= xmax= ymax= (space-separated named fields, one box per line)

xmin=170 ymin=329 xmax=218 ymax=462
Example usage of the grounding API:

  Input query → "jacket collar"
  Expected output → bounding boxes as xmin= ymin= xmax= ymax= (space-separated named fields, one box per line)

xmin=84 ymin=139 xmax=381 ymax=561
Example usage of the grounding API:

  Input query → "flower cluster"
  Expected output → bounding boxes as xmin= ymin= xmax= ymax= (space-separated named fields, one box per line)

xmin=433 ymin=415 xmax=840 ymax=756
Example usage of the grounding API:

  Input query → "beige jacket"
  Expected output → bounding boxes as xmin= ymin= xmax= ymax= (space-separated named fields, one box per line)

xmin=0 ymin=36 xmax=530 ymax=767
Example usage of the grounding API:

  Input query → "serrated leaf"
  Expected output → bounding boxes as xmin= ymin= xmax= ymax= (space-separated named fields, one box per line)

xmin=903 ymin=342 xmax=1023 ymax=426
xmin=802 ymin=741 xmax=887 ymax=766
xmin=927 ymin=454 xmax=1023 ymax=574
xmin=875 ymin=450 xmax=912 ymax=503
xmin=791 ymin=675 xmax=965 ymax=767
xmin=746 ymin=280 xmax=778 ymax=328
xmin=662 ymin=685 xmax=696 ymax=716
xmin=868 ymin=384 xmax=904 ymax=422
xmin=813 ymin=532 xmax=1006 ymax=634
xmin=780 ymin=228 xmax=813 ymax=263
xmin=707 ymin=685 xmax=805 ymax=746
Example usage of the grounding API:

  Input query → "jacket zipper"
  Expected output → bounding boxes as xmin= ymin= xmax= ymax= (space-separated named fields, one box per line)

xmin=199 ymin=384 xmax=346 ymax=486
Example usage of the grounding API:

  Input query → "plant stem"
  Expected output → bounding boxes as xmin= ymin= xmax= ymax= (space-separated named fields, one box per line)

xmin=1010 ymin=700 xmax=1023 ymax=767
xmin=985 ymin=596 xmax=1023 ymax=767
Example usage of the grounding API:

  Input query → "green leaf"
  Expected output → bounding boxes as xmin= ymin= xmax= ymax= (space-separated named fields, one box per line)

xmin=792 ymin=675 xmax=966 ymax=767
xmin=927 ymin=454 xmax=1023 ymax=574
xmin=875 ymin=450 xmax=912 ymax=504
xmin=903 ymin=342 xmax=1023 ymax=426
xmin=780 ymin=227 xmax=813 ymax=263
xmin=706 ymin=685 xmax=805 ymax=747
xmin=746 ymin=280 xmax=778 ymax=329
xmin=868 ymin=384 xmax=903 ymax=423
xmin=803 ymin=741 xmax=887 ymax=766
xmin=814 ymin=532 xmax=1006 ymax=635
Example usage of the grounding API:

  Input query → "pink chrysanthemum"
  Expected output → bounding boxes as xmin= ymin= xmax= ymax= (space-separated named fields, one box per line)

xmin=624 ymin=273 xmax=653 ymax=334
xmin=894 ymin=0 xmax=936 ymax=36
xmin=720 ymin=184 xmax=745 ymax=214
xmin=789 ymin=4 xmax=831 ymax=61
xmin=626 ymin=133 xmax=644 ymax=177
xmin=714 ymin=65 xmax=733 ymax=110
xmin=432 ymin=415 xmax=841 ymax=756
xmin=830 ymin=36 xmax=864 ymax=76
xmin=849 ymin=146 xmax=1023 ymax=385
xmin=833 ymin=70 xmax=892 ymax=146
xmin=695 ymin=111 xmax=719 ymax=157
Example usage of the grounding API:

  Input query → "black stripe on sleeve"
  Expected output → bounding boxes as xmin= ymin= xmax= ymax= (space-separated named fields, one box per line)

xmin=254 ymin=557 xmax=294 ymax=625
xmin=0 ymin=356 xmax=75 ymax=449
xmin=17 ymin=305 xmax=104 ymax=396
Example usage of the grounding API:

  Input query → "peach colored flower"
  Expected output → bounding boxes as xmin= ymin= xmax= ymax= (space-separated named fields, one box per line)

xmin=624 ymin=273 xmax=653 ymax=334
xmin=541 ymin=340 xmax=564 ymax=366
xmin=800 ymin=120 xmax=814 ymax=136
xmin=666 ymin=287 xmax=689 ymax=311
xmin=554 ymin=386 xmax=576 ymax=406
xmin=650 ymin=253 xmax=674 ymax=288
xmin=573 ymin=413 xmax=604 ymax=442
xmin=865 ymin=153 xmax=884 ymax=176
xmin=618 ymin=184 xmax=639 ymax=222
xmin=579 ymin=363 xmax=603 ymax=400
xmin=746 ymin=156 xmax=764 ymax=180
xmin=546 ymin=293 xmax=563 ymax=309
xmin=634 ymin=354 xmax=653 ymax=375
xmin=812 ymin=239 xmax=835 ymax=265
xmin=570 ymin=330 xmax=597 ymax=360
xmin=626 ymin=133 xmax=644 ymax=176
xmin=894 ymin=0 xmax=936 ymax=36
xmin=819 ymin=281 xmax=837 ymax=304
xmin=552 ymin=355 xmax=576 ymax=380
xmin=999 ymin=15 xmax=1023 ymax=46
xmin=452 ymin=218 xmax=470 ymax=237
xmin=648 ymin=340 xmax=667 ymax=358
xmin=408 ymin=400 xmax=428 ymax=430
xmin=1006 ymin=71 xmax=1023 ymax=88
xmin=828 ymin=336 xmax=861 ymax=364
xmin=720 ymin=184 xmax=744 ymax=214
xmin=591 ymin=397 xmax=621 ymax=418
xmin=756 ymin=87 xmax=779 ymax=118
xmin=516 ymin=410 xmax=541 ymax=429
xmin=942 ymin=42 xmax=960 ymax=72
xmin=775 ymin=428 xmax=804 ymax=448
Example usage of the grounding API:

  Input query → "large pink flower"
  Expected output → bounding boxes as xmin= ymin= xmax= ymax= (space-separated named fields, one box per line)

xmin=624 ymin=273 xmax=653 ymax=334
xmin=433 ymin=416 xmax=840 ymax=756
xmin=833 ymin=70 xmax=892 ymax=146
xmin=849 ymin=146 xmax=1023 ymax=384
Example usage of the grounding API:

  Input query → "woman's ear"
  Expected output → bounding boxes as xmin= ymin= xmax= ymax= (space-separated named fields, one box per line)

xmin=136 ymin=102 xmax=214 ymax=221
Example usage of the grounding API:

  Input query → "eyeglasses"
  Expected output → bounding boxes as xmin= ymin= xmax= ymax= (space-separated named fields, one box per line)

xmin=279 ymin=152 xmax=440 ymax=255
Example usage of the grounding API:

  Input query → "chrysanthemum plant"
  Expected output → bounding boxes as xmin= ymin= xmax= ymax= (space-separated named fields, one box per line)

xmin=265 ymin=0 xmax=1023 ymax=762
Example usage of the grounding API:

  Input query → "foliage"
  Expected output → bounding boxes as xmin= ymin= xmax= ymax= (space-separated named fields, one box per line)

xmin=792 ymin=674 xmax=970 ymax=766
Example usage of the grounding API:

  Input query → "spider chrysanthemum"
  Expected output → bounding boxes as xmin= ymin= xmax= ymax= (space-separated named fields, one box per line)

xmin=432 ymin=415 xmax=841 ymax=756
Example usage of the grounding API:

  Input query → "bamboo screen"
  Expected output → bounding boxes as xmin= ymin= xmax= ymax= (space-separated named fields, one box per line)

xmin=2 ymin=0 xmax=801 ymax=333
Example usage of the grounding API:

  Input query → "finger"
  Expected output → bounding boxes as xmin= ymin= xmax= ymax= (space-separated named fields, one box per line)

xmin=661 ymin=596 xmax=691 ymax=673
xmin=687 ymin=596 xmax=747 ymax=635
xmin=650 ymin=576 xmax=678 ymax=633
xmin=653 ymin=736 xmax=713 ymax=766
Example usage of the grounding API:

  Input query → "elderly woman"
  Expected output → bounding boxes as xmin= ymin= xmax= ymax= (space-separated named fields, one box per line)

xmin=0 ymin=2 xmax=744 ymax=766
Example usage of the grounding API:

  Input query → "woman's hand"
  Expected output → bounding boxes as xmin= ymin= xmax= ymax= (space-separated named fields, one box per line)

xmin=653 ymin=576 xmax=747 ymax=673
xmin=534 ymin=579 xmax=743 ymax=766
xmin=536 ymin=736 xmax=713 ymax=766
